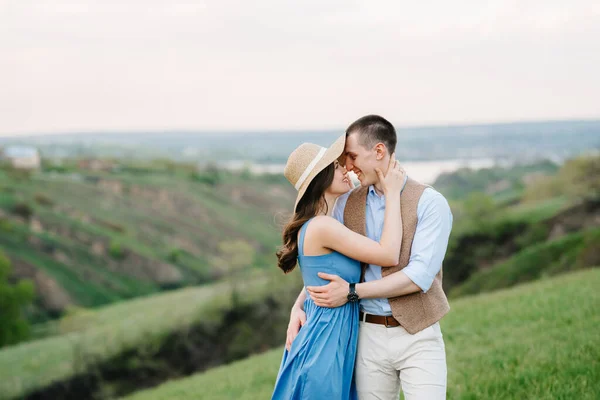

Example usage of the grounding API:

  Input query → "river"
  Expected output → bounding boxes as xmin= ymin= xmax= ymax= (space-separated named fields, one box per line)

xmin=222 ymin=158 xmax=506 ymax=184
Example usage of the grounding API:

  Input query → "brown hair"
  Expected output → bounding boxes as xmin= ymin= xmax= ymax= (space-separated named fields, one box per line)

xmin=346 ymin=114 xmax=397 ymax=153
xmin=276 ymin=163 xmax=335 ymax=273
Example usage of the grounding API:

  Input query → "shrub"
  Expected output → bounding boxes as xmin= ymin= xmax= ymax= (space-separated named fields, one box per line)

xmin=109 ymin=241 xmax=126 ymax=260
xmin=0 ymin=251 xmax=35 ymax=347
xmin=191 ymin=164 xmax=221 ymax=186
xmin=12 ymin=202 xmax=33 ymax=220
xmin=575 ymin=229 xmax=600 ymax=269
xmin=514 ymin=223 xmax=549 ymax=250
xmin=168 ymin=248 xmax=182 ymax=263
xmin=34 ymin=193 xmax=54 ymax=206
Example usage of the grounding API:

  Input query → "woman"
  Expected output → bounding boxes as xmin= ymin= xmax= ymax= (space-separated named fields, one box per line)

xmin=271 ymin=135 xmax=405 ymax=399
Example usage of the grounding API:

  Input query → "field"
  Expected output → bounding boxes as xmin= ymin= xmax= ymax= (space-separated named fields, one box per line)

xmin=0 ymin=168 xmax=295 ymax=321
xmin=1 ymin=153 xmax=598 ymax=399
xmin=450 ymin=226 xmax=600 ymax=297
xmin=0 ymin=277 xmax=243 ymax=399
xmin=120 ymin=268 xmax=600 ymax=400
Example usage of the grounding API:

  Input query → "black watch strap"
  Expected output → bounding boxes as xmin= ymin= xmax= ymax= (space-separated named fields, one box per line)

xmin=347 ymin=283 xmax=359 ymax=302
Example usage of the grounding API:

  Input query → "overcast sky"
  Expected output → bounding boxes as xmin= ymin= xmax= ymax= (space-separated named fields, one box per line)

xmin=1 ymin=0 xmax=599 ymax=136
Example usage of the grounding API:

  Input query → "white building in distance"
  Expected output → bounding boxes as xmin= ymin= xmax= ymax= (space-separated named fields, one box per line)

xmin=0 ymin=145 xmax=41 ymax=170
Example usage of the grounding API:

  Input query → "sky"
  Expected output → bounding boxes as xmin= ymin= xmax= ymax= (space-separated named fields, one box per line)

xmin=1 ymin=0 xmax=599 ymax=136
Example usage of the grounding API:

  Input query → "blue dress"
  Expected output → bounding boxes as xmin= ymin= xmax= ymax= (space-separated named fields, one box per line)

xmin=272 ymin=218 xmax=361 ymax=400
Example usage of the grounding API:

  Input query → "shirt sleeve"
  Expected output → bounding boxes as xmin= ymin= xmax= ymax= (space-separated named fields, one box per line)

xmin=402 ymin=189 xmax=453 ymax=293
xmin=333 ymin=190 xmax=351 ymax=224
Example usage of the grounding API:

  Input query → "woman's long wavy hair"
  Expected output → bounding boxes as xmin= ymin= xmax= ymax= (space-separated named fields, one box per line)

xmin=276 ymin=163 xmax=336 ymax=273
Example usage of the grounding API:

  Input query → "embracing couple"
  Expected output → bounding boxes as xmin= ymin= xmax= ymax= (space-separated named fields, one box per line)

xmin=271 ymin=115 xmax=453 ymax=399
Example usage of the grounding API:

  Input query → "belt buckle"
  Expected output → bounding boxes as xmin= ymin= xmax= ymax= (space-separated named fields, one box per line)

xmin=384 ymin=316 xmax=394 ymax=328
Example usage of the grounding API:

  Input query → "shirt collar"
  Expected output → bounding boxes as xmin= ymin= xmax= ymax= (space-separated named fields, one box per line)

xmin=368 ymin=185 xmax=378 ymax=197
xmin=368 ymin=175 xmax=409 ymax=198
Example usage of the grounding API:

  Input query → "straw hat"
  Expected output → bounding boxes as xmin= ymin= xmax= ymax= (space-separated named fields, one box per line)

xmin=284 ymin=134 xmax=346 ymax=212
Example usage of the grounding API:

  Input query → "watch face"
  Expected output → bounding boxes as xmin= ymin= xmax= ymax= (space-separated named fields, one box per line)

xmin=348 ymin=293 xmax=359 ymax=302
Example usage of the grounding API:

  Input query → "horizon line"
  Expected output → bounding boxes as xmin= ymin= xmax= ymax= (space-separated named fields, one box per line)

xmin=1 ymin=116 xmax=600 ymax=139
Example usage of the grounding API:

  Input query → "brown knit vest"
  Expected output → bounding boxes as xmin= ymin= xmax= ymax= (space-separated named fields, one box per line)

xmin=343 ymin=177 xmax=450 ymax=334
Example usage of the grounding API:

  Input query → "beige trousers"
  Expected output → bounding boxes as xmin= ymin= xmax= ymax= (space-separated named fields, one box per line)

xmin=355 ymin=320 xmax=447 ymax=400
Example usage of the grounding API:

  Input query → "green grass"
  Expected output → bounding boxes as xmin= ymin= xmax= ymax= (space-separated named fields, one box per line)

xmin=0 ymin=230 xmax=124 ymax=307
xmin=0 ymin=220 xmax=159 ymax=307
xmin=0 ymin=169 xmax=295 ymax=321
xmin=0 ymin=280 xmax=232 ymax=399
xmin=0 ymin=268 xmax=281 ymax=400
xmin=505 ymin=195 xmax=570 ymax=223
xmin=450 ymin=227 xmax=599 ymax=297
xmin=120 ymin=269 xmax=600 ymax=400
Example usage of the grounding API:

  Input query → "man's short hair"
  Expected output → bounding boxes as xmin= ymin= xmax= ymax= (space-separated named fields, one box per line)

xmin=346 ymin=115 xmax=397 ymax=154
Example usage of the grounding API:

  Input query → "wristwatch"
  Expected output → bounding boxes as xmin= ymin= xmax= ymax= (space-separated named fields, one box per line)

xmin=347 ymin=283 xmax=360 ymax=303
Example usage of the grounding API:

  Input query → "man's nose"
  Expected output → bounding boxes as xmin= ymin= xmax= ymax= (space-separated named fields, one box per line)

xmin=345 ymin=158 xmax=353 ymax=171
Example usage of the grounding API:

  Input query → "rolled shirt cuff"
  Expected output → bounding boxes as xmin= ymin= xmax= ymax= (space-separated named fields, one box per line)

xmin=402 ymin=266 xmax=434 ymax=293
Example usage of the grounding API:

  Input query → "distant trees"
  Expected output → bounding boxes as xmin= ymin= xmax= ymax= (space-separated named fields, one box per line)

xmin=0 ymin=251 xmax=35 ymax=347
xmin=190 ymin=163 xmax=221 ymax=186
xmin=433 ymin=160 xmax=559 ymax=202
xmin=524 ymin=154 xmax=600 ymax=203
xmin=560 ymin=154 xmax=600 ymax=200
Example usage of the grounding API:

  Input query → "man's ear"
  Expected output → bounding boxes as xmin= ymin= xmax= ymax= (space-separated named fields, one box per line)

xmin=374 ymin=143 xmax=387 ymax=160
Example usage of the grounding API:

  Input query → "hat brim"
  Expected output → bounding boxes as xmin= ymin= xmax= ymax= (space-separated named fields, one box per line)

xmin=294 ymin=134 xmax=346 ymax=212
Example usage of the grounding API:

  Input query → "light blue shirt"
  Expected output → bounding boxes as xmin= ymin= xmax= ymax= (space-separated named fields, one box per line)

xmin=333 ymin=176 xmax=453 ymax=316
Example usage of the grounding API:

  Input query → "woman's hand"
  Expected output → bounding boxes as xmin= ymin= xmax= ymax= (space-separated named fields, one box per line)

xmin=285 ymin=305 xmax=306 ymax=351
xmin=342 ymin=167 xmax=354 ymax=190
xmin=375 ymin=152 xmax=406 ymax=195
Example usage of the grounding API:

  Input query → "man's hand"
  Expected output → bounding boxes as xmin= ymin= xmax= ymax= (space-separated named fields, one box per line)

xmin=306 ymin=273 xmax=350 ymax=308
xmin=286 ymin=305 xmax=306 ymax=351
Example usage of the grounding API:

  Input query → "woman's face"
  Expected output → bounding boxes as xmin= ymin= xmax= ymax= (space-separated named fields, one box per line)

xmin=326 ymin=160 xmax=354 ymax=196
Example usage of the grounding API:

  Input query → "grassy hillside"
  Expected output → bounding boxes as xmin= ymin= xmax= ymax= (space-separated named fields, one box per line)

xmin=0 ymin=280 xmax=227 ymax=399
xmin=0 ymin=267 xmax=302 ymax=400
xmin=440 ymin=154 xmax=600 ymax=293
xmin=120 ymin=268 xmax=600 ymax=400
xmin=0 ymin=165 xmax=295 ymax=321
xmin=434 ymin=160 xmax=559 ymax=202
xmin=1 ymin=153 xmax=597 ymax=398
xmin=451 ymin=227 xmax=600 ymax=297
xmin=1 ymin=154 xmax=594 ymax=325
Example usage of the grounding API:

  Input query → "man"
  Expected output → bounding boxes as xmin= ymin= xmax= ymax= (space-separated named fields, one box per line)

xmin=285 ymin=115 xmax=453 ymax=399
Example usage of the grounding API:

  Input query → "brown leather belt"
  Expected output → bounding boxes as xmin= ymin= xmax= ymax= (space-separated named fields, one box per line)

xmin=359 ymin=311 xmax=401 ymax=328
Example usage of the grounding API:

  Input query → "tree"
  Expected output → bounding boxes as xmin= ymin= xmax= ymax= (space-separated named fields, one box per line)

xmin=523 ymin=154 xmax=600 ymax=203
xmin=559 ymin=154 xmax=600 ymax=200
xmin=0 ymin=251 xmax=35 ymax=347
